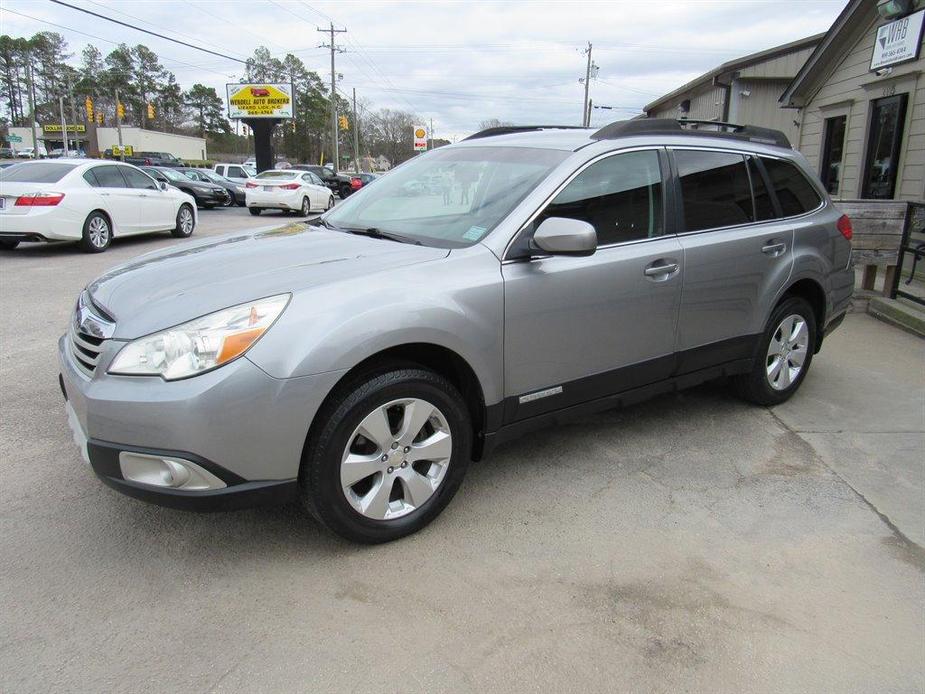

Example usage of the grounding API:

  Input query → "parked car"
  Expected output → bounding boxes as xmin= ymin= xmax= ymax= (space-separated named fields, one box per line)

xmin=353 ymin=172 xmax=379 ymax=190
xmin=0 ymin=159 xmax=196 ymax=252
xmin=0 ymin=146 xmax=13 ymax=158
xmin=244 ymin=169 xmax=334 ymax=216
xmin=141 ymin=166 xmax=230 ymax=209
xmin=16 ymin=145 xmax=47 ymax=158
xmin=58 ymin=119 xmax=852 ymax=543
xmin=290 ymin=164 xmax=353 ymax=198
xmin=127 ymin=151 xmax=185 ymax=167
xmin=182 ymin=168 xmax=246 ymax=206
xmin=213 ymin=162 xmax=256 ymax=185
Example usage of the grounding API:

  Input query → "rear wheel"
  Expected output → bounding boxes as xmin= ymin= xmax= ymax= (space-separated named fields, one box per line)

xmin=171 ymin=204 xmax=195 ymax=238
xmin=0 ymin=239 xmax=19 ymax=250
xmin=732 ymin=296 xmax=816 ymax=406
xmin=300 ymin=368 xmax=472 ymax=543
xmin=79 ymin=212 xmax=111 ymax=253
xmin=300 ymin=196 xmax=311 ymax=216
xmin=249 ymin=207 xmax=261 ymax=216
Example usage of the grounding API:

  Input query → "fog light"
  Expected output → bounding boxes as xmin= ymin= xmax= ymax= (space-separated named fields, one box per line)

xmin=119 ymin=452 xmax=227 ymax=490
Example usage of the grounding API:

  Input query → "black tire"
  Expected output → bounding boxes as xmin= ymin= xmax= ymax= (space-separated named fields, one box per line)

xmin=732 ymin=296 xmax=817 ymax=406
xmin=249 ymin=207 xmax=261 ymax=216
xmin=223 ymin=192 xmax=235 ymax=207
xmin=0 ymin=239 xmax=19 ymax=250
xmin=340 ymin=185 xmax=351 ymax=199
xmin=79 ymin=211 xmax=112 ymax=253
xmin=171 ymin=204 xmax=195 ymax=238
xmin=300 ymin=368 xmax=472 ymax=544
xmin=300 ymin=196 xmax=311 ymax=217
xmin=325 ymin=196 xmax=334 ymax=211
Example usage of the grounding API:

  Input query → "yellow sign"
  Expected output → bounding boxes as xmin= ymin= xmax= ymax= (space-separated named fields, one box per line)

xmin=111 ymin=145 xmax=134 ymax=156
xmin=226 ymin=83 xmax=294 ymax=119
xmin=43 ymin=124 xmax=86 ymax=133
xmin=413 ymin=125 xmax=428 ymax=151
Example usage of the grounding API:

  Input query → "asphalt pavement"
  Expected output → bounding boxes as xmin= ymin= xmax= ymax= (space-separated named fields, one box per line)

xmin=1 ymin=208 xmax=923 ymax=693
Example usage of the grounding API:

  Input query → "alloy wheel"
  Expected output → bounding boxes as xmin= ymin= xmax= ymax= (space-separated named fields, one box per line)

xmin=766 ymin=314 xmax=808 ymax=390
xmin=340 ymin=398 xmax=452 ymax=520
xmin=179 ymin=207 xmax=194 ymax=234
xmin=88 ymin=216 xmax=110 ymax=248
xmin=301 ymin=197 xmax=310 ymax=216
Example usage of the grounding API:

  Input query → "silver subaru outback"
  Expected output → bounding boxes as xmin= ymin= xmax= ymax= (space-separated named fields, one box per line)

xmin=60 ymin=119 xmax=854 ymax=543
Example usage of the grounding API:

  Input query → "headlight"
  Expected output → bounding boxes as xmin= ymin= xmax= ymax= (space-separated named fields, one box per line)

xmin=109 ymin=294 xmax=290 ymax=380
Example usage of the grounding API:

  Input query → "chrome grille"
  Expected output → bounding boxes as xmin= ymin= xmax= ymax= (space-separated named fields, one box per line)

xmin=69 ymin=327 xmax=104 ymax=376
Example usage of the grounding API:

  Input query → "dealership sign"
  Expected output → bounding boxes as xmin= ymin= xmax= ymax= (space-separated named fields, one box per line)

xmin=870 ymin=9 xmax=924 ymax=70
xmin=226 ymin=83 xmax=294 ymax=119
xmin=413 ymin=126 xmax=428 ymax=151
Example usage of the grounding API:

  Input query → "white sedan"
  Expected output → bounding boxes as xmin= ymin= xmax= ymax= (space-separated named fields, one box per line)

xmin=245 ymin=169 xmax=334 ymax=217
xmin=0 ymin=159 xmax=197 ymax=253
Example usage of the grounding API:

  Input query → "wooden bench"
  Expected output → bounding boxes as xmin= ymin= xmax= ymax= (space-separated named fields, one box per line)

xmin=836 ymin=200 xmax=915 ymax=296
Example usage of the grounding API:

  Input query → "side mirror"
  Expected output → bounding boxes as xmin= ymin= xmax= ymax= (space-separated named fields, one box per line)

xmin=158 ymin=182 xmax=169 ymax=191
xmin=532 ymin=217 xmax=597 ymax=257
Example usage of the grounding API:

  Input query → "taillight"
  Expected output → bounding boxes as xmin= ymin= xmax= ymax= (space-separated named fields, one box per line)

xmin=836 ymin=214 xmax=853 ymax=241
xmin=351 ymin=177 xmax=362 ymax=190
xmin=15 ymin=192 xmax=65 ymax=207
xmin=280 ymin=183 xmax=300 ymax=190
xmin=245 ymin=181 xmax=258 ymax=189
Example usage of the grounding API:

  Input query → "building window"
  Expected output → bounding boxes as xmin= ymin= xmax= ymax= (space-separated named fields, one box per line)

xmin=862 ymin=93 xmax=908 ymax=199
xmin=820 ymin=115 xmax=847 ymax=195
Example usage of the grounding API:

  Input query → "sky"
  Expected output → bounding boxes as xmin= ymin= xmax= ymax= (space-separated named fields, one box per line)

xmin=1 ymin=0 xmax=847 ymax=140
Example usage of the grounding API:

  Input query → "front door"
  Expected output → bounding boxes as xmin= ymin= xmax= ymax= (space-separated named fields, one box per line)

xmin=119 ymin=166 xmax=174 ymax=231
xmin=88 ymin=165 xmax=140 ymax=234
xmin=502 ymin=148 xmax=682 ymax=421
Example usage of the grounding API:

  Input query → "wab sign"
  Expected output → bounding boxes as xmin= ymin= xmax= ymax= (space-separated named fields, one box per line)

xmin=226 ymin=83 xmax=294 ymax=119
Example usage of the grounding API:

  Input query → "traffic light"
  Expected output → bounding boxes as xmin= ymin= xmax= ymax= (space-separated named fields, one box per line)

xmin=147 ymin=102 xmax=155 ymax=120
xmin=117 ymin=101 xmax=125 ymax=120
xmin=85 ymin=96 xmax=93 ymax=122
xmin=339 ymin=115 xmax=349 ymax=130
xmin=96 ymin=111 xmax=103 ymax=126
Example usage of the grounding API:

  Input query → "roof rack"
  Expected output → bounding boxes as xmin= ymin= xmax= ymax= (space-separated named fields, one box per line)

xmin=591 ymin=118 xmax=792 ymax=149
xmin=463 ymin=125 xmax=587 ymax=141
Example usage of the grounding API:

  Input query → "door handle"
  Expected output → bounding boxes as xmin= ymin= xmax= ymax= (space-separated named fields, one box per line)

xmin=100 ymin=192 xmax=110 ymax=197
xmin=644 ymin=261 xmax=680 ymax=279
xmin=762 ymin=241 xmax=786 ymax=257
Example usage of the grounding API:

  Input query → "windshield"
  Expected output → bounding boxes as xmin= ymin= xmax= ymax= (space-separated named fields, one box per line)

xmin=201 ymin=170 xmax=228 ymax=184
xmin=256 ymin=171 xmax=298 ymax=180
xmin=0 ymin=162 xmax=77 ymax=182
xmin=158 ymin=168 xmax=189 ymax=182
xmin=324 ymin=146 xmax=568 ymax=248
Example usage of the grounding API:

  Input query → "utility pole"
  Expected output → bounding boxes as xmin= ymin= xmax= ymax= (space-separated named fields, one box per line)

xmin=66 ymin=72 xmax=77 ymax=153
xmin=115 ymin=87 xmax=124 ymax=161
xmin=582 ymin=42 xmax=592 ymax=127
xmin=586 ymin=98 xmax=593 ymax=129
xmin=429 ymin=117 xmax=434 ymax=150
xmin=318 ymin=22 xmax=347 ymax=174
xmin=59 ymin=96 xmax=69 ymax=157
xmin=25 ymin=57 xmax=39 ymax=158
xmin=352 ymin=87 xmax=360 ymax=173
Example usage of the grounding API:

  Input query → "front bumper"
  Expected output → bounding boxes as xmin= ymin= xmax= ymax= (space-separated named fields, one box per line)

xmin=59 ymin=334 xmax=346 ymax=511
xmin=195 ymin=189 xmax=230 ymax=206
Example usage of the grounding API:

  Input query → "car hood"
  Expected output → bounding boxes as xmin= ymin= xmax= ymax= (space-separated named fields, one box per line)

xmin=87 ymin=224 xmax=449 ymax=339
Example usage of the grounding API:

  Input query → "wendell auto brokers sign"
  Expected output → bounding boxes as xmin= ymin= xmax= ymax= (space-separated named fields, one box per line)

xmin=226 ymin=83 xmax=294 ymax=119
xmin=871 ymin=9 xmax=925 ymax=71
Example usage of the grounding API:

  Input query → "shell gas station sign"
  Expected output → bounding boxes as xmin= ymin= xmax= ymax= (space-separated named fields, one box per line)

xmin=413 ymin=126 xmax=428 ymax=151
xmin=226 ymin=83 xmax=294 ymax=119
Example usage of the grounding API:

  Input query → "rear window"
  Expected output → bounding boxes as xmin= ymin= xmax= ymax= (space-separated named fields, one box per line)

xmin=761 ymin=157 xmax=822 ymax=217
xmin=256 ymin=171 xmax=297 ymax=180
xmin=0 ymin=162 xmax=77 ymax=183
xmin=674 ymin=150 xmax=753 ymax=232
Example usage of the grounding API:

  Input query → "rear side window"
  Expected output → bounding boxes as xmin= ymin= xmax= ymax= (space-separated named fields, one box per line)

xmin=675 ymin=150 xmax=753 ymax=231
xmin=82 ymin=169 xmax=100 ymax=187
xmin=760 ymin=157 xmax=822 ymax=217
xmin=747 ymin=157 xmax=776 ymax=221
xmin=537 ymin=150 xmax=664 ymax=245
xmin=0 ymin=162 xmax=76 ymax=183
xmin=91 ymin=165 xmax=128 ymax=188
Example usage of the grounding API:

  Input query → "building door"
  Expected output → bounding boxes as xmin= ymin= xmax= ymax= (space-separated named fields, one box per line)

xmin=862 ymin=93 xmax=908 ymax=199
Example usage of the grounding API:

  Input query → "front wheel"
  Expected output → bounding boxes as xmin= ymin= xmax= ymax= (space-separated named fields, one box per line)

xmin=300 ymin=368 xmax=472 ymax=543
xmin=325 ymin=196 xmax=335 ymax=211
xmin=249 ymin=207 xmax=261 ymax=216
xmin=223 ymin=193 xmax=235 ymax=207
xmin=171 ymin=204 xmax=195 ymax=238
xmin=80 ymin=211 xmax=112 ymax=253
xmin=732 ymin=296 xmax=816 ymax=406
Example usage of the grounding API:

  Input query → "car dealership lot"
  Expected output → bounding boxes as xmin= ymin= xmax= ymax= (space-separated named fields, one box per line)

xmin=1 ymin=210 xmax=923 ymax=692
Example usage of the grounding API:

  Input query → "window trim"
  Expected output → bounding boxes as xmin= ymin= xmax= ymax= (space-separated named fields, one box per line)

xmin=502 ymin=145 xmax=670 ymax=261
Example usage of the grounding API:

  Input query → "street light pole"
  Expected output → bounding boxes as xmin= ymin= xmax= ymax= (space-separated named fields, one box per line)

xmin=59 ymin=96 xmax=69 ymax=157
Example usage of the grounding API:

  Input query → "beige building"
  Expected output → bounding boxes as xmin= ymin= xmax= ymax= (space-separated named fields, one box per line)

xmin=644 ymin=34 xmax=822 ymax=144
xmin=9 ymin=126 xmax=207 ymax=161
xmin=781 ymin=0 xmax=925 ymax=201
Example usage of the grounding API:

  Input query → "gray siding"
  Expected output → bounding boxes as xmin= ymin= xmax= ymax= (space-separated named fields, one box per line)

xmin=649 ymin=84 xmax=726 ymax=121
xmin=796 ymin=15 xmax=924 ymax=201
xmin=731 ymin=79 xmax=800 ymax=142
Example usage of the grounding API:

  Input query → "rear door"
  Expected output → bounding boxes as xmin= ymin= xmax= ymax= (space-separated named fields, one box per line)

xmin=85 ymin=165 xmax=140 ymax=234
xmin=670 ymin=148 xmax=795 ymax=372
xmin=502 ymin=148 xmax=683 ymax=421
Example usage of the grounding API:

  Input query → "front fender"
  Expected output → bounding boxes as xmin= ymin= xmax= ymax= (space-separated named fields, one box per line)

xmin=246 ymin=246 xmax=505 ymax=406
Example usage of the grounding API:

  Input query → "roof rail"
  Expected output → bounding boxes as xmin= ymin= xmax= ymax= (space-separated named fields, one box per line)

xmin=464 ymin=125 xmax=587 ymax=141
xmin=591 ymin=118 xmax=792 ymax=149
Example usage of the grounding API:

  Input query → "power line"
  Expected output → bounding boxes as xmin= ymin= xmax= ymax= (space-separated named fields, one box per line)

xmin=48 ymin=0 xmax=248 ymax=64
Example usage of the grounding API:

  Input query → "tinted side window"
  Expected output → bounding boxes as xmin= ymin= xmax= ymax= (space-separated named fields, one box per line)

xmin=675 ymin=150 xmax=752 ymax=232
xmin=747 ymin=157 xmax=776 ymax=221
xmin=92 ymin=165 xmax=128 ymax=188
xmin=121 ymin=167 xmax=158 ymax=190
xmin=82 ymin=169 xmax=100 ymax=187
xmin=538 ymin=150 xmax=663 ymax=245
xmin=761 ymin=157 xmax=822 ymax=217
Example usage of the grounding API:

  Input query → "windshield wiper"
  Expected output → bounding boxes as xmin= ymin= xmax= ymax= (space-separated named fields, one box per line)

xmin=342 ymin=227 xmax=422 ymax=245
